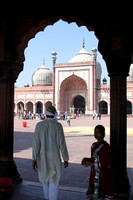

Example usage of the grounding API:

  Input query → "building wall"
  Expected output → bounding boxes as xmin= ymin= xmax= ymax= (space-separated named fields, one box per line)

xmin=14 ymin=68 xmax=133 ymax=116
xmin=14 ymin=85 xmax=53 ymax=116
xmin=55 ymin=62 xmax=93 ymax=114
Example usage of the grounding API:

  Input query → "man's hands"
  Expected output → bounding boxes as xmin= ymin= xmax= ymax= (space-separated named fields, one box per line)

xmin=32 ymin=160 xmax=38 ymax=171
xmin=33 ymin=160 xmax=69 ymax=171
xmin=64 ymin=161 xmax=69 ymax=168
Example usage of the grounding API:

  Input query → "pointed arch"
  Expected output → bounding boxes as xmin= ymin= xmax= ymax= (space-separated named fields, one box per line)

xmin=35 ymin=101 xmax=43 ymax=114
xmin=60 ymin=74 xmax=87 ymax=113
xmin=25 ymin=101 xmax=33 ymax=113
xmin=127 ymin=100 xmax=132 ymax=114
xmin=99 ymin=100 xmax=108 ymax=114
xmin=60 ymin=74 xmax=87 ymax=90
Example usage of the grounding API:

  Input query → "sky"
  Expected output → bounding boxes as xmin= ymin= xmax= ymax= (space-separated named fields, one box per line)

xmin=15 ymin=19 xmax=109 ymax=87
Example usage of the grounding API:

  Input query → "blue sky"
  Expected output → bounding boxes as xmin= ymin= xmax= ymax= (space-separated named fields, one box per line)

xmin=15 ymin=19 xmax=109 ymax=87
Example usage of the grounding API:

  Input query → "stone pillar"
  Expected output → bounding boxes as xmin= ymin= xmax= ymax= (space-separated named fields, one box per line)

xmin=105 ymin=54 xmax=131 ymax=197
xmin=110 ymin=74 xmax=130 ymax=196
xmin=43 ymin=104 xmax=45 ymax=114
xmin=33 ymin=104 xmax=36 ymax=115
xmin=0 ymin=63 xmax=23 ymax=183
xmin=96 ymin=25 xmax=131 ymax=197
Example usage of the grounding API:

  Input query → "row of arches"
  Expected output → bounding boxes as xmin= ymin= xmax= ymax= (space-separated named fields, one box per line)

xmin=16 ymin=99 xmax=133 ymax=116
xmin=15 ymin=96 xmax=86 ymax=115
xmin=15 ymin=101 xmax=52 ymax=116
xmin=99 ymin=100 xmax=133 ymax=114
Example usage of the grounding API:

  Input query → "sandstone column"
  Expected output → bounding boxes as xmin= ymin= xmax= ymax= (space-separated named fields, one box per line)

xmin=0 ymin=63 xmax=22 ymax=183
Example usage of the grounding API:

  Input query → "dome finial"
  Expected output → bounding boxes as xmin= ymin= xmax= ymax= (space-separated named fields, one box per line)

xmin=43 ymin=58 xmax=45 ymax=65
xmin=82 ymin=38 xmax=85 ymax=48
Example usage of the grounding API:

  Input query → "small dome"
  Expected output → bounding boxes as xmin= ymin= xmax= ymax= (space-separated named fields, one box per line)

xmin=102 ymin=77 xmax=107 ymax=85
xmin=92 ymin=46 xmax=97 ymax=54
xmin=32 ymin=61 xmax=52 ymax=86
xmin=127 ymin=64 xmax=133 ymax=82
xmin=24 ymin=82 xmax=29 ymax=87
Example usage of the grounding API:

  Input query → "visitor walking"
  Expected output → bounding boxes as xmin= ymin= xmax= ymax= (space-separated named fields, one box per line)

xmin=67 ymin=114 xmax=71 ymax=126
xmin=92 ymin=112 xmax=96 ymax=120
xmin=32 ymin=105 xmax=69 ymax=200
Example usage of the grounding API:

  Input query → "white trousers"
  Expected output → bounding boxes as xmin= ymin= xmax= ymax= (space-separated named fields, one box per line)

xmin=43 ymin=183 xmax=59 ymax=200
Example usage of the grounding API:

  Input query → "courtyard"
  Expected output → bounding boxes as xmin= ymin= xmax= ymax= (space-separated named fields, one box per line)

xmin=12 ymin=116 xmax=133 ymax=199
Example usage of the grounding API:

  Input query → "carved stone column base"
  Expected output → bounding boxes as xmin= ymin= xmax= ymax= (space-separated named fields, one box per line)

xmin=112 ymin=171 xmax=130 ymax=199
xmin=0 ymin=160 xmax=22 ymax=184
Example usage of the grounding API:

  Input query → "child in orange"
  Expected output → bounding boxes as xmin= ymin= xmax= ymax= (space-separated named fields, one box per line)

xmin=81 ymin=125 xmax=114 ymax=200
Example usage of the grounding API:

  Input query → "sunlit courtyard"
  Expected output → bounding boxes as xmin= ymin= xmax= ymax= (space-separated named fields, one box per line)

xmin=13 ymin=116 xmax=133 ymax=198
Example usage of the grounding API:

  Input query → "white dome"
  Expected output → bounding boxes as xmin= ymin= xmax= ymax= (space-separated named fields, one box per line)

xmin=32 ymin=62 xmax=52 ymax=86
xmin=127 ymin=64 xmax=133 ymax=82
xmin=68 ymin=46 xmax=102 ymax=80
xmin=68 ymin=48 xmax=93 ymax=63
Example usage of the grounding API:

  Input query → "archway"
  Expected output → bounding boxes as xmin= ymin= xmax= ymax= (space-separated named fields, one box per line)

xmin=36 ymin=102 xmax=43 ymax=114
xmin=26 ymin=101 xmax=33 ymax=113
xmin=99 ymin=100 xmax=108 ymax=114
xmin=45 ymin=101 xmax=52 ymax=109
xmin=73 ymin=95 xmax=85 ymax=114
xmin=17 ymin=101 xmax=24 ymax=117
xmin=60 ymin=74 xmax=87 ymax=113
xmin=127 ymin=100 xmax=132 ymax=114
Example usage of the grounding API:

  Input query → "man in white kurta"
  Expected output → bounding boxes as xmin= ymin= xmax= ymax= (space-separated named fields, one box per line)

xmin=32 ymin=106 xmax=69 ymax=200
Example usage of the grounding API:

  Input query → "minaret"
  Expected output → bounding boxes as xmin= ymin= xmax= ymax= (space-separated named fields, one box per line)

xmin=51 ymin=50 xmax=57 ymax=106
xmin=92 ymin=46 xmax=97 ymax=113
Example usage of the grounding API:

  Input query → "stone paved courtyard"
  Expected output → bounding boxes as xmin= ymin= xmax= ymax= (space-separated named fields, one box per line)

xmin=11 ymin=116 xmax=133 ymax=199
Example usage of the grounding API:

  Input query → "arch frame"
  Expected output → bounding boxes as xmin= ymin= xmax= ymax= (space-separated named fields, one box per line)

xmin=16 ymin=17 xmax=95 ymax=65
xmin=98 ymin=100 xmax=108 ymax=114
xmin=59 ymin=74 xmax=88 ymax=113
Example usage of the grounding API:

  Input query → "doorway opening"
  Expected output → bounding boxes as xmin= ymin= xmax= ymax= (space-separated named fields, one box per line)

xmin=36 ymin=102 xmax=43 ymax=114
xmin=73 ymin=95 xmax=85 ymax=114
xmin=99 ymin=100 xmax=108 ymax=114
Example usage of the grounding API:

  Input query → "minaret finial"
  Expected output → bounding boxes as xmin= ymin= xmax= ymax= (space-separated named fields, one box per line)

xmin=83 ymin=38 xmax=85 ymax=48
xmin=43 ymin=58 xmax=45 ymax=65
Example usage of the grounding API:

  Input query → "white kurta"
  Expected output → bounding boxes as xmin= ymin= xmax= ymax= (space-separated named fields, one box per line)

xmin=32 ymin=118 xmax=69 ymax=186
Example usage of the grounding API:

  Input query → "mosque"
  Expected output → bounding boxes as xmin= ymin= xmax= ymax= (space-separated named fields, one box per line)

xmin=14 ymin=42 xmax=133 ymax=117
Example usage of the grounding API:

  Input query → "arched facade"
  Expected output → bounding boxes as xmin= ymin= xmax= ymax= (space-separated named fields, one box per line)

xmin=14 ymin=84 xmax=53 ymax=117
xmin=54 ymin=44 xmax=101 ymax=114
